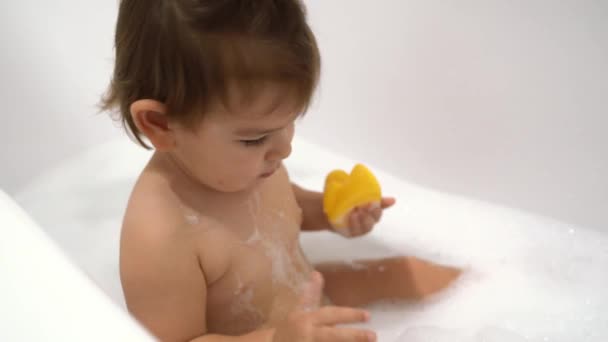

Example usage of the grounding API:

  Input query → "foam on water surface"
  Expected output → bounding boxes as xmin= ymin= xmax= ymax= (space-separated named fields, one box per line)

xmin=299 ymin=195 xmax=608 ymax=341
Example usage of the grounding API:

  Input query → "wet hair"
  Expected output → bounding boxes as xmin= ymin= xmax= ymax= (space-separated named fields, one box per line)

xmin=100 ymin=0 xmax=320 ymax=148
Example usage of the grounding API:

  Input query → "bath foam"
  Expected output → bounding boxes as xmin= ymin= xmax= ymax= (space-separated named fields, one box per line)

xmin=13 ymin=137 xmax=608 ymax=342
xmin=395 ymin=325 xmax=529 ymax=342
xmin=298 ymin=197 xmax=608 ymax=342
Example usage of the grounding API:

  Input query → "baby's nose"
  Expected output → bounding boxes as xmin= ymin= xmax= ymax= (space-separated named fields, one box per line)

xmin=266 ymin=140 xmax=292 ymax=162
xmin=277 ymin=141 xmax=292 ymax=160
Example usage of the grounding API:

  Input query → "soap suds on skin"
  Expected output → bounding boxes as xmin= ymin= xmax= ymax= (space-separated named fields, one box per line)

xmin=245 ymin=227 xmax=263 ymax=245
xmin=244 ymin=191 xmax=310 ymax=294
xmin=260 ymin=212 xmax=309 ymax=293
xmin=261 ymin=238 xmax=309 ymax=292
xmin=244 ymin=192 xmax=263 ymax=245
xmin=179 ymin=203 xmax=204 ymax=227
xmin=185 ymin=214 xmax=200 ymax=226
xmin=230 ymin=283 xmax=264 ymax=330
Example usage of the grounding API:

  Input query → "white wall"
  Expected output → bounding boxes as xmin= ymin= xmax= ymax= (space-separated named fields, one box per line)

xmin=1 ymin=1 xmax=606 ymax=230
xmin=0 ymin=1 xmax=122 ymax=194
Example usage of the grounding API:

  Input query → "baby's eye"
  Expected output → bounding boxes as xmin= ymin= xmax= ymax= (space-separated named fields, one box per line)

xmin=240 ymin=136 xmax=268 ymax=147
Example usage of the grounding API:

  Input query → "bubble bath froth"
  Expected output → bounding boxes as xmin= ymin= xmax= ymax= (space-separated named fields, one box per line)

xmin=299 ymin=192 xmax=608 ymax=342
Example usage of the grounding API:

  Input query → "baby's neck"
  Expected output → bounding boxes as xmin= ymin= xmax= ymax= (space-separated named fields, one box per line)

xmin=148 ymin=151 xmax=259 ymax=213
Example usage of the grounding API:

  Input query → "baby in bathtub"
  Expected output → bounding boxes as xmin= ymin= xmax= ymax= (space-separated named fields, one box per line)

xmin=100 ymin=1 xmax=460 ymax=341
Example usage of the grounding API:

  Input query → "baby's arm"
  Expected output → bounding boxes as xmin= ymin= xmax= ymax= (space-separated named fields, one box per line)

xmin=291 ymin=183 xmax=332 ymax=231
xmin=191 ymin=330 xmax=275 ymax=342
xmin=292 ymin=182 xmax=395 ymax=238
xmin=121 ymin=222 xmax=210 ymax=341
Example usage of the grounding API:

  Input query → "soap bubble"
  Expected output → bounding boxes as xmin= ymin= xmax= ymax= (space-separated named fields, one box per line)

xmin=474 ymin=326 xmax=529 ymax=342
xmin=395 ymin=326 xmax=466 ymax=342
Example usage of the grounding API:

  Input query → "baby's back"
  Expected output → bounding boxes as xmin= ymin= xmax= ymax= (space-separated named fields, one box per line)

xmin=120 ymin=154 xmax=314 ymax=339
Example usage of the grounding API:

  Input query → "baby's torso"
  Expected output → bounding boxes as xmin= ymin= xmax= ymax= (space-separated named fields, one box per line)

xmin=190 ymin=166 xmax=316 ymax=335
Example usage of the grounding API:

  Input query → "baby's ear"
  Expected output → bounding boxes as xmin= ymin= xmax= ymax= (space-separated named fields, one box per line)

xmin=130 ymin=99 xmax=175 ymax=151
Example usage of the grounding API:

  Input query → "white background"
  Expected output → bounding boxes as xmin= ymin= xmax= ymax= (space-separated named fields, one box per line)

xmin=1 ymin=0 xmax=606 ymax=230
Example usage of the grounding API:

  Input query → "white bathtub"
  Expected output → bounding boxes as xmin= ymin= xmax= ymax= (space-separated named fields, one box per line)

xmin=1 ymin=1 xmax=607 ymax=341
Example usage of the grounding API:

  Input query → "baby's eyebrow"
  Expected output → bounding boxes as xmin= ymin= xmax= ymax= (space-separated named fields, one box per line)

xmin=234 ymin=112 xmax=299 ymax=136
xmin=235 ymin=126 xmax=282 ymax=136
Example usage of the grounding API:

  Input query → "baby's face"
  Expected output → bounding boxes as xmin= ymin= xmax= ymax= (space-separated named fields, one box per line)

xmin=169 ymin=90 xmax=299 ymax=193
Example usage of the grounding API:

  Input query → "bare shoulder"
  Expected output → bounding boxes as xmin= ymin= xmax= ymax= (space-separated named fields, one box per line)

xmin=121 ymin=167 xmax=233 ymax=279
xmin=121 ymin=168 xmax=187 ymax=249
xmin=118 ymin=169 xmax=229 ymax=340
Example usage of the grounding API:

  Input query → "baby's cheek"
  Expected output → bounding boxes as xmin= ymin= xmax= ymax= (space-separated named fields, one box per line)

xmin=214 ymin=169 xmax=250 ymax=192
xmin=237 ymin=150 xmax=264 ymax=169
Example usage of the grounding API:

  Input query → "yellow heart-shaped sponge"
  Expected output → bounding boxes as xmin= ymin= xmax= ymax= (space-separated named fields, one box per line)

xmin=323 ymin=164 xmax=382 ymax=229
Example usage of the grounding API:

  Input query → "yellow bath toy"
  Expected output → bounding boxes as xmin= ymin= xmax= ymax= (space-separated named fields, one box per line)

xmin=323 ymin=164 xmax=382 ymax=229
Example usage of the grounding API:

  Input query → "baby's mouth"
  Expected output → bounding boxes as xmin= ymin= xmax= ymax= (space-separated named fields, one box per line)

xmin=260 ymin=165 xmax=279 ymax=178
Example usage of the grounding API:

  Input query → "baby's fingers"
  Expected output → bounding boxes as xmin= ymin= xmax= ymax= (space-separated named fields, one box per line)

xmin=361 ymin=212 xmax=376 ymax=228
xmin=311 ymin=306 xmax=370 ymax=326
xmin=380 ymin=197 xmax=396 ymax=209
xmin=348 ymin=210 xmax=363 ymax=230
xmin=370 ymin=206 xmax=382 ymax=221
xmin=316 ymin=326 xmax=377 ymax=342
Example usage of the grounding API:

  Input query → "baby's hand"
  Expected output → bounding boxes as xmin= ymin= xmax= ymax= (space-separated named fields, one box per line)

xmin=272 ymin=271 xmax=376 ymax=342
xmin=333 ymin=197 xmax=396 ymax=238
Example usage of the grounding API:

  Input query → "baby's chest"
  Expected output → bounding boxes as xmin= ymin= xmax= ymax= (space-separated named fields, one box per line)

xmin=204 ymin=205 xmax=312 ymax=334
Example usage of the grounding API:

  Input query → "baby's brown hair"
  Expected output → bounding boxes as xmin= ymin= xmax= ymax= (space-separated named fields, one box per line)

xmin=100 ymin=0 xmax=320 ymax=148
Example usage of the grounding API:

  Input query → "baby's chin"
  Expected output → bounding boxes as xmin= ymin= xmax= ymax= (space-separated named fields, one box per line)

xmin=210 ymin=177 xmax=268 ymax=194
xmin=199 ymin=168 xmax=276 ymax=193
